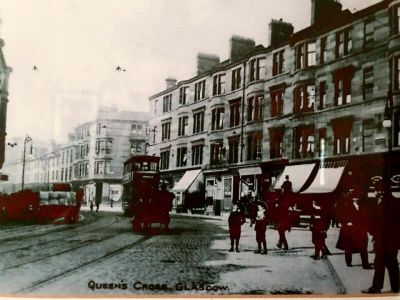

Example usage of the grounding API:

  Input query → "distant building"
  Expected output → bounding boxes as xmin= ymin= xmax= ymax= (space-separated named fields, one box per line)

xmin=0 ymin=107 xmax=151 ymax=205
xmin=148 ymin=0 xmax=400 ymax=214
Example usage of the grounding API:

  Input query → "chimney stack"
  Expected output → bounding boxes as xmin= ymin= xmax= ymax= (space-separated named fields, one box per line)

xmin=165 ymin=77 xmax=177 ymax=89
xmin=230 ymin=35 xmax=255 ymax=63
xmin=197 ymin=53 xmax=220 ymax=76
xmin=311 ymin=0 xmax=342 ymax=26
xmin=269 ymin=19 xmax=294 ymax=47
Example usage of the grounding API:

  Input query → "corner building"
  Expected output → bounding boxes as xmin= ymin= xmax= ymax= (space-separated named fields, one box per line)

xmin=148 ymin=0 xmax=400 ymax=214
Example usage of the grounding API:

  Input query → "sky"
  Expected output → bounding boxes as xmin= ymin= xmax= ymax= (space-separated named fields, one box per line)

xmin=0 ymin=0 xmax=380 ymax=143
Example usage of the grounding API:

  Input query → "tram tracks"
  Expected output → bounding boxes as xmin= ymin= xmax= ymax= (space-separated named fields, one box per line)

xmin=16 ymin=235 xmax=152 ymax=294
xmin=0 ymin=215 xmax=122 ymax=255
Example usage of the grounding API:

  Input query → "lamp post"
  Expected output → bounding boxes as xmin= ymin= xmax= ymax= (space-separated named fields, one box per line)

xmin=21 ymin=136 xmax=32 ymax=190
xmin=382 ymin=90 xmax=393 ymax=192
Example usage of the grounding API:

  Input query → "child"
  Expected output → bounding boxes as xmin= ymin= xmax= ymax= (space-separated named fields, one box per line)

xmin=254 ymin=205 xmax=268 ymax=254
xmin=228 ymin=204 xmax=245 ymax=252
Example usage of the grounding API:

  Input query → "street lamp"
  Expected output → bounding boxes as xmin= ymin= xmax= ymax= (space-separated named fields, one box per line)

xmin=21 ymin=136 xmax=32 ymax=190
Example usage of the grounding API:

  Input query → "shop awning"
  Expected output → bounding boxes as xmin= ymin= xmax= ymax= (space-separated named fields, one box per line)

xmin=239 ymin=167 xmax=262 ymax=177
xmin=172 ymin=169 xmax=203 ymax=193
xmin=301 ymin=161 xmax=347 ymax=194
xmin=273 ymin=163 xmax=316 ymax=193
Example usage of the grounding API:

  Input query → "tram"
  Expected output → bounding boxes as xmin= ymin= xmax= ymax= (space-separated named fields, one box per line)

xmin=122 ymin=155 xmax=174 ymax=231
xmin=0 ymin=183 xmax=83 ymax=224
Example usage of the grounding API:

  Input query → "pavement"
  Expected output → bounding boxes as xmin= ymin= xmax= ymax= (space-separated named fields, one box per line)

xmin=80 ymin=204 xmax=399 ymax=295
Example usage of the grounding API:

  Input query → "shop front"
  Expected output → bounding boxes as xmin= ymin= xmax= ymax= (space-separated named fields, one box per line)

xmin=171 ymin=169 xmax=204 ymax=213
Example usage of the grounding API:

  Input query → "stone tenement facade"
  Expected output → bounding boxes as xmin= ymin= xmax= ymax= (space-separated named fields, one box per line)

xmin=148 ymin=0 xmax=400 ymax=211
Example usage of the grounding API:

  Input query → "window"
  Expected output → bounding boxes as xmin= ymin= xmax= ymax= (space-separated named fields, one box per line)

xmin=294 ymin=84 xmax=315 ymax=113
xmin=320 ymin=36 xmax=327 ymax=64
xmin=270 ymin=87 xmax=284 ymax=117
xmin=332 ymin=117 xmax=353 ymax=155
xmin=296 ymin=41 xmax=316 ymax=69
xmin=249 ymin=57 xmax=265 ymax=82
xmin=179 ymin=86 xmax=188 ymax=104
xmin=211 ymin=107 xmax=224 ymax=130
xmin=212 ymin=74 xmax=225 ymax=96
xmin=246 ymin=132 xmax=262 ymax=161
xmin=161 ymin=122 xmax=171 ymax=141
xmin=193 ymin=111 xmax=204 ymax=134
xmin=229 ymin=99 xmax=241 ymax=127
xmin=95 ymin=140 xmax=111 ymax=155
xmin=294 ymin=126 xmax=315 ymax=159
xmin=393 ymin=56 xmax=400 ymax=90
xmin=191 ymin=144 xmax=203 ymax=166
xmin=231 ymin=68 xmax=242 ymax=90
xmin=319 ymin=81 xmax=327 ymax=109
xmin=364 ymin=20 xmax=374 ymax=48
xmin=95 ymin=161 xmax=105 ymax=175
xmin=333 ymin=66 xmax=355 ymax=106
xmin=130 ymin=140 xmax=145 ymax=155
xmin=228 ymin=136 xmax=240 ymax=163
xmin=269 ymin=127 xmax=284 ymax=159
xmin=362 ymin=119 xmax=375 ymax=152
xmin=363 ymin=67 xmax=374 ymax=100
xmin=392 ymin=5 xmax=400 ymax=34
xmin=194 ymin=80 xmax=206 ymax=101
xmin=162 ymin=94 xmax=172 ymax=113
xmin=210 ymin=142 xmax=223 ymax=165
xmin=176 ymin=147 xmax=187 ymax=167
xmin=247 ymin=95 xmax=263 ymax=122
xmin=272 ymin=50 xmax=285 ymax=76
xmin=160 ymin=150 xmax=170 ymax=170
xmin=178 ymin=116 xmax=188 ymax=136
xmin=336 ymin=28 xmax=352 ymax=58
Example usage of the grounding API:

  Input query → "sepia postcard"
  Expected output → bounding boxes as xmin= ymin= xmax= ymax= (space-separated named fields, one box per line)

xmin=0 ymin=0 xmax=399 ymax=298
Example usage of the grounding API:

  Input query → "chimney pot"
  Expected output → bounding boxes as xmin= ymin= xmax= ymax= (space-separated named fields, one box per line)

xmin=165 ymin=77 xmax=177 ymax=89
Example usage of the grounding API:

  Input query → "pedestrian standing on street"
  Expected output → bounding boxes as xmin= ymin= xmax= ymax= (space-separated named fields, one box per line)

xmin=254 ymin=205 xmax=268 ymax=254
xmin=275 ymin=175 xmax=295 ymax=250
xmin=336 ymin=188 xmax=371 ymax=269
xmin=310 ymin=201 xmax=330 ymax=260
xmin=228 ymin=204 xmax=245 ymax=252
xmin=362 ymin=179 xmax=400 ymax=294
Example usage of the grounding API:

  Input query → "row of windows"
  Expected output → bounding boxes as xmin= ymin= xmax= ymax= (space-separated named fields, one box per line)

xmin=74 ymin=161 xmax=113 ymax=177
xmin=157 ymin=17 xmax=386 ymax=114
xmin=159 ymin=115 xmax=400 ymax=170
xmin=158 ymin=66 xmax=374 ymax=142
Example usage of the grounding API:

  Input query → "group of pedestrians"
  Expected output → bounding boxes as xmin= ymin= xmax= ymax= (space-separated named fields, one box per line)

xmin=227 ymin=175 xmax=400 ymax=294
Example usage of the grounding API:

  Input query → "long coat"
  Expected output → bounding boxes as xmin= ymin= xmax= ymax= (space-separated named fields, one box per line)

xmin=336 ymin=198 xmax=369 ymax=253
xmin=228 ymin=211 xmax=245 ymax=239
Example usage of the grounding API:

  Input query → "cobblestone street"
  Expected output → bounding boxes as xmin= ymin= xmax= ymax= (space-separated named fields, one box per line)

xmin=1 ymin=211 xmax=383 ymax=296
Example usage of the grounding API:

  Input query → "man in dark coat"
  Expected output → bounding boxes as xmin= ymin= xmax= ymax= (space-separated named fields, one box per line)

xmin=228 ymin=204 xmax=246 ymax=252
xmin=275 ymin=176 xmax=296 ymax=250
xmin=310 ymin=201 xmax=330 ymax=260
xmin=336 ymin=189 xmax=371 ymax=269
xmin=362 ymin=179 xmax=400 ymax=294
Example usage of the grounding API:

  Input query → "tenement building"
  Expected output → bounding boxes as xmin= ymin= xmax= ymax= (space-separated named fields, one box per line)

xmin=0 ymin=106 xmax=150 ymax=207
xmin=148 ymin=0 xmax=400 ymax=213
